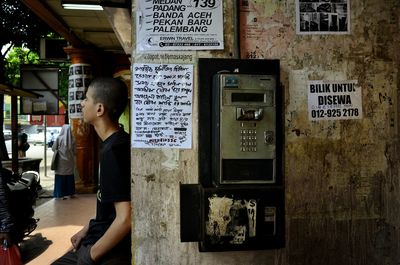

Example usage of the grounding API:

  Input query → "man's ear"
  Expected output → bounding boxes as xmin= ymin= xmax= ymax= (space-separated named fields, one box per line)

xmin=96 ymin=103 xmax=105 ymax=117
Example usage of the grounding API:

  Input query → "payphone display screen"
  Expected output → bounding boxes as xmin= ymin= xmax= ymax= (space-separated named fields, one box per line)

xmin=231 ymin=93 xmax=265 ymax=103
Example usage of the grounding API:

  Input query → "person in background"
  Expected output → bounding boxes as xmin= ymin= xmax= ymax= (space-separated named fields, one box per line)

xmin=17 ymin=130 xmax=29 ymax=158
xmin=52 ymin=124 xmax=76 ymax=199
xmin=48 ymin=132 xmax=55 ymax=148
xmin=51 ymin=77 xmax=131 ymax=265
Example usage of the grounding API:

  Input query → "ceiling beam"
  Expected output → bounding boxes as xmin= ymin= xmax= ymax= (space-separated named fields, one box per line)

xmin=0 ymin=84 xmax=41 ymax=98
xmin=103 ymin=7 xmax=132 ymax=55
xmin=22 ymin=0 xmax=84 ymax=47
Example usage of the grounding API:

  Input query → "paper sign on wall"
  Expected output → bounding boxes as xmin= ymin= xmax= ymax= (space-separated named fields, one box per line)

xmin=308 ymin=80 xmax=362 ymax=121
xmin=68 ymin=64 xmax=92 ymax=119
xmin=136 ymin=0 xmax=224 ymax=51
xmin=296 ymin=0 xmax=350 ymax=35
xmin=132 ymin=63 xmax=193 ymax=148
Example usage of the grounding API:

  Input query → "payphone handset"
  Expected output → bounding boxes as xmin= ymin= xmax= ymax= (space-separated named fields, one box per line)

xmin=212 ymin=73 xmax=277 ymax=185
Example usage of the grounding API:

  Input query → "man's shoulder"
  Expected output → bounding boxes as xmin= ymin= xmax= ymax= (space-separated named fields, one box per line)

xmin=114 ymin=130 xmax=130 ymax=143
xmin=105 ymin=130 xmax=129 ymax=151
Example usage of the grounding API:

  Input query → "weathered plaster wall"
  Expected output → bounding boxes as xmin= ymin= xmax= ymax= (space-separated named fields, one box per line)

xmin=263 ymin=0 xmax=400 ymax=264
xmin=131 ymin=0 xmax=400 ymax=264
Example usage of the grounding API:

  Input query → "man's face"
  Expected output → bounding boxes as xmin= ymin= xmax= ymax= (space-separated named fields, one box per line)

xmin=81 ymin=87 xmax=97 ymax=124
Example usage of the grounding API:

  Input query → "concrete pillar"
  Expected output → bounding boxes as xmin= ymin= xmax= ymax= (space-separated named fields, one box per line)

xmin=64 ymin=47 xmax=98 ymax=193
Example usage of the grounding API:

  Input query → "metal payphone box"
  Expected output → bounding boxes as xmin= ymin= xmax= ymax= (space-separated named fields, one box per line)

xmin=180 ymin=59 xmax=284 ymax=251
xmin=212 ymin=74 xmax=279 ymax=185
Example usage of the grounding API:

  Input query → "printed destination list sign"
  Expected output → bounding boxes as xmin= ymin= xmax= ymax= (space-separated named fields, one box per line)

xmin=308 ymin=80 xmax=362 ymax=121
xmin=136 ymin=0 xmax=224 ymax=51
xmin=132 ymin=63 xmax=193 ymax=148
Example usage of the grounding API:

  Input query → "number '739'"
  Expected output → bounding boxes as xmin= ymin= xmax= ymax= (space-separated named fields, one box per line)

xmin=191 ymin=0 xmax=219 ymax=9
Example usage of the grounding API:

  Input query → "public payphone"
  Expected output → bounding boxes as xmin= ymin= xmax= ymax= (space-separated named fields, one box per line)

xmin=212 ymin=73 xmax=278 ymax=185
xmin=180 ymin=59 xmax=284 ymax=251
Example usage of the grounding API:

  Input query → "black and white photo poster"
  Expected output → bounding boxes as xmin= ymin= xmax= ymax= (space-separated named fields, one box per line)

xmin=132 ymin=63 xmax=193 ymax=148
xmin=136 ymin=0 xmax=224 ymax=51
xmin=308 ymin=80 xmax=362 ymax=121
xmin=68 ymin=63 xmax=92 ymax=119
xmin=296 ymin=0 xmax=350 ymax=34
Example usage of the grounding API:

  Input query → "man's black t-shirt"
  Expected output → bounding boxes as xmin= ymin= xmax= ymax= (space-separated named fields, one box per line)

xmin=81 ymin=129 xmax=131 ymax=250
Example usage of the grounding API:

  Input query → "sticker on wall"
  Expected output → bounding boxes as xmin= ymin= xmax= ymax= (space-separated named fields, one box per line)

xmin=296 ymin=0 xmax=350 ymax=34
xmin=132 ymin=63 xmax=193 ymax=149
xmin=136 ymin=0 xmax=224 ymax=52
xmin=141 ymin=52 xmax=194 ymax=63
xmin=206 ymin=195 xmax=257 ymax=245
xmin=308 ymin=80 xmax=362 ymax=121
xmin=68 ymin=64 xmax=92 ymax=119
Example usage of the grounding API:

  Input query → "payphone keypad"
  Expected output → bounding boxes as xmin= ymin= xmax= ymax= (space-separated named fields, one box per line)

xmin=240 ymin=123 xmax=257 ymax=152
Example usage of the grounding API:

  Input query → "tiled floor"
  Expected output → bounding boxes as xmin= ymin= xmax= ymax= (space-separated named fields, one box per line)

xmin=22 ymin=194 xmax=96 ymax=265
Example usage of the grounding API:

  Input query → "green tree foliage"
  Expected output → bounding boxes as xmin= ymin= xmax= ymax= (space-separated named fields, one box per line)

xmin=0 ymin=1 xmax=54 ymax=81
xmin=4 ymin=47 xmax=40 ymax=87
xmin=0 ymin=1 xmax=55 ymax=160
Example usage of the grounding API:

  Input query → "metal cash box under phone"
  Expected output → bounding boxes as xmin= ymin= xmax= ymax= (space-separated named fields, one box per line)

xmin=212 ymin=73 xmax=277 ymax=185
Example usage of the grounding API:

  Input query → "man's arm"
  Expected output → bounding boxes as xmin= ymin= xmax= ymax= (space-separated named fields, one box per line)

xmin=89 ymin=201 xmax=131 ymax=262
xmin=71 ymin=222 xmax=90 ymax=251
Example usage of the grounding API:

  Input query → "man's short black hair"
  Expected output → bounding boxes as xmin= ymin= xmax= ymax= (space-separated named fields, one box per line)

xmin=88 ymin=77 xmax=128 ymax=122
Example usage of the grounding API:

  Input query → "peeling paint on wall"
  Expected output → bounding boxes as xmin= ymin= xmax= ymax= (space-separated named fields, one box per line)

xmin=206 ymin=195 xmax=257 ymax=245
xmin=206 ymin=196 xmax=233 ymax=237
xmin=161 ymin=149 xmax=179 ymax=170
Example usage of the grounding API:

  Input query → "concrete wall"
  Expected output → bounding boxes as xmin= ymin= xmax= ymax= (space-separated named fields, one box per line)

xmin=131 ymin=0 xmax=400 ymax=264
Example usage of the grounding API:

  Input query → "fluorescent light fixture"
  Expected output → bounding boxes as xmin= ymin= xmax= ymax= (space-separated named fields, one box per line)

xmin=61 ymin=0 xmax=130 ymax=10
xmin=62 ymin=4 xmax=103 ymax=10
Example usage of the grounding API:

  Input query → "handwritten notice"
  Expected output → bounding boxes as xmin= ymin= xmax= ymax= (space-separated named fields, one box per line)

xmin=132 ymin=63 xmax=193 ymax=148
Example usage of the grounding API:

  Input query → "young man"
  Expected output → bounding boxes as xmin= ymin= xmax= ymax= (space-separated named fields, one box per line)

xmin=52 ymin=77 xmax=131 ymax=265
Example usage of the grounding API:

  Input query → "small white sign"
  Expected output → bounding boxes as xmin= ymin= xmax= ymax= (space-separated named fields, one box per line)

xmin=308 ymin=80 xmax=362 ymax=121
xmin=136 ymin=0 xmax=224 ymax=51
